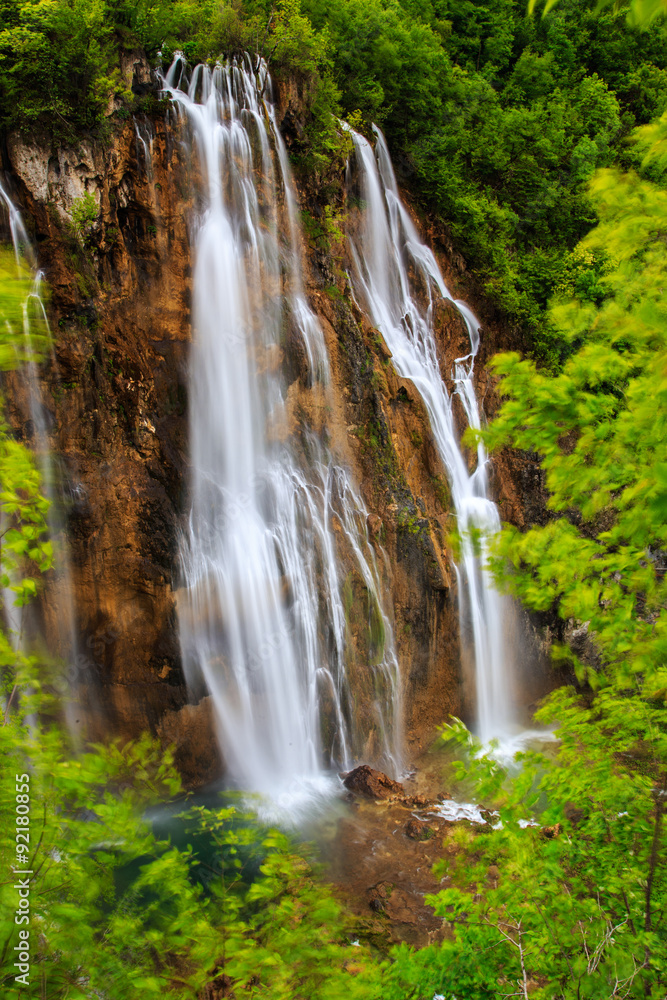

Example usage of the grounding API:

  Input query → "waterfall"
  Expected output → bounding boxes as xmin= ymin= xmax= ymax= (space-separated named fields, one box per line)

xmin=0 ymin=180 xmax=80 ymax=713
xmin=164 ymin=56 xmax=401 ymax=802
xmin=134 ymin=120 xmax=154 ymax=183
xmin=345 ymin=125 xmax=514 ymax=746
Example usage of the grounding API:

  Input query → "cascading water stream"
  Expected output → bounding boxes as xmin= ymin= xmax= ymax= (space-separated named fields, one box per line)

xmin=345 ymin=125 xmax=515 ymax=746
xmin=0 ymin=179 xmax=80 ymax=711
xmin=267 ymin=105 xmax=329 ymax=383
xmin=134 ymin=120 xmax=154 ymax=183
xmin=164 ymin=56 xmax=401 ymax=805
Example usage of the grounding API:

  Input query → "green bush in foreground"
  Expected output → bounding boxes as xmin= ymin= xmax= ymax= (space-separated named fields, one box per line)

xmin=380 ymin=695 xmax=666 ymax=999
xmin=0 ymin=712 xmax=385 ymax=998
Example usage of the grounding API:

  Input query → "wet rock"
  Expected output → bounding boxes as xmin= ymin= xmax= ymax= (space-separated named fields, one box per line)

xmin=4 ymin=70 xmax=556 ymax=792
xmin=368 ymin=881 xmax=393 ymax=913
xmin=405 ymin=818 xmax=435 ymax=841
xmin=120 ymin=49 xmax=155 ymax=97
xmin=563 ymin=618 xmax=602 ymax=671
xmin=402 ymin=793 xmax=433 ymax=809
xmin=156 ymin=697 xmax=223 ymax=788
xmin=342 ymin=764 xmax=404 ymax=800
xmin=366 ymin=513 xmax=383 ymax=537
xmin=373 ymin=333 xmax=393 ymax=362
xmin=564 ymin=803 xmax=585 ymax=827
xmin=385 ymin=887 xmax=421 ymax=924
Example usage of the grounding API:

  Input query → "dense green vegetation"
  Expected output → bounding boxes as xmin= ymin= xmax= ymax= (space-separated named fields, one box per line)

xmin=3 ymin=0 xmax=667 ymax=358
xmin=377 ymin=100 xmax=667 ymax=998
xmin=1 ymin=715 xmax=383 ymax=997
xmin=375 ymin=79 xmax=667 ymax=1000
xmin=303 ymin=0 xmax=667 ymax=357
xmin=380 ymin=693 xmax=667 ymax=997
xmin=409 ymin=104 xmax=666 ymax=999
xmin=384 ymin=97 xmax=667 ymax=1000
xmin=0 ymin=246 xmax=52 ymax=675
xmin=0 ymin=0 xmax=667 ymax=364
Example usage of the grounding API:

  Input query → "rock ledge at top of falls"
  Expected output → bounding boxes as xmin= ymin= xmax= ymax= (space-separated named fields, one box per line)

xmin=342 ymin=764 xmax=405 ymax=800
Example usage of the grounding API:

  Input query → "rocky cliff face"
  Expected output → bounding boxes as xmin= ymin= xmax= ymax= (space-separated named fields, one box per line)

xmin=2 ymin=58 xmax=551 ymax=785
xmin=2 ymin=57 xmax=216 ymax=777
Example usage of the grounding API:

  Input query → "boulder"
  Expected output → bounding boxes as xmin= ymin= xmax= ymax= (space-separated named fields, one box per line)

xmin=368 ymin=881 xmax=394 ymax=913
xmin=342 ymin=764 xmax=404 ymax=800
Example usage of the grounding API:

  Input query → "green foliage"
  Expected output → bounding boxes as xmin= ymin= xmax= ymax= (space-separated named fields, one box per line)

xmin=0 ymin=244 xmax=49 ymax=360
xmin=404 ymin=111 xmax=667 ymax=1000
xmin=269 ymin=0 xmax=329 ymax=72
xmin=380 ymin=700 xmax=666 ymax=998
xmin=0 ymin=429 xmax=52 ymax=612
xmin=479 ymin=138 xmax=667 ymax=692
xmin=155 ymin=0 xmax=264 ymax=65
xmin=531 ymin=0 xmax=667 ymax=30
xmin=302 ymin=0 xmax=667 ymax=360
xmin=0 ymin=246 xmax=48 ymax=366
xmin=69 ymin=192 xmax=99 ymax=246
xmin=553 ymin=244 xmax=615 ymax=305
xmin=0 ymin=0 xmax=127 ymax=130
xmin=0 ymin=722 xmax=213 ymax=998
xmin=3 ymin=0 xmax=666 ymax=349
xmin=0 ymin=1 xmax=258 ymax=131
xmin=159 ymin=0 xmax=347 ymax=175
xmin=0 ymin=245 xmax=51 ymax=666
xmin=261 ymin=0 xmax=347 ymax=175
xmin=0 ymin=709 xmax=386 ymax=997
xmin=0 ymin=246 xmax=30 ymax=344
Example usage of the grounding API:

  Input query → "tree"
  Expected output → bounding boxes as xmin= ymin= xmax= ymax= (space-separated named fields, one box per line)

xmin=530 ymin=0 xmax=667 ymax=30
xmin=380 ymin=106 xmax=667 ymax=1000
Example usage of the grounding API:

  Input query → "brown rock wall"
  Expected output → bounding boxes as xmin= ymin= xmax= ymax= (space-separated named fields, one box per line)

xmin=5 ymin=94 xmax=195 ymax=754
